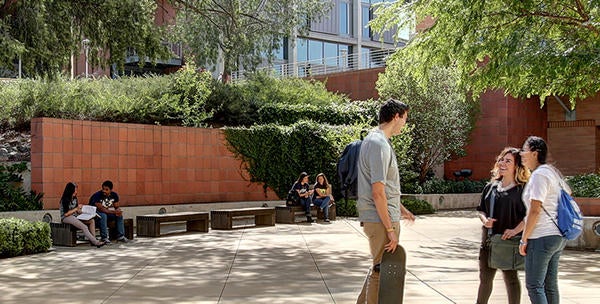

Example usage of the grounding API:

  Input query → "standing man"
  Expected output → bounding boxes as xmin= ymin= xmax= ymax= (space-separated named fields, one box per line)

xmin=356 ymin=99 xmax=415 ymax=304
xmin=89 ymin=180 xmax=128 ymax=244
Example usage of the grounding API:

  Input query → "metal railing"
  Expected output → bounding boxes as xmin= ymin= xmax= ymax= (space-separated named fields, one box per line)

xmin=231 ymin=48 xmax=397 ymax=82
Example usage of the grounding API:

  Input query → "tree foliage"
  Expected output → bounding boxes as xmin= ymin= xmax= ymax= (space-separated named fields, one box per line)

xmin=371 ymin=0 xmax=600 ymax=108
xmin=169 ymin=0 xmax=331 ymax=77
xmin=377 ymin=58 xmax=479 ymax=184
xmin=0 ymin=0 xmax=170 ymax=77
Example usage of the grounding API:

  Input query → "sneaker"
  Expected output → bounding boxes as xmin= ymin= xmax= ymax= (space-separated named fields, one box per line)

xmin=101 ymin=238 xmax=112 ymax=245
xmin=324 ymin=218 xmax=330 ymax=222
xmin=306 ymin=216 xmax=314 ymax=223
xmin=117 ymin=236 xmax=129 ymax=243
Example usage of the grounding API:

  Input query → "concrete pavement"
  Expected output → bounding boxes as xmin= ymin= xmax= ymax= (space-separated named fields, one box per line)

xmin=0 ymin=210 xmax=598 ymax=303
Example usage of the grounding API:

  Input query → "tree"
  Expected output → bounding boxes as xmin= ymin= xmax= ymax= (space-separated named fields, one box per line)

xmin=370 ymin=0 xmax=600 ymax=108
xmin=377 ymin=58 xmax=479 ymax=184
xmin=168 ymin=0 xmax=331 ymax=79
xmin=0 ymin=0 xmax=170 ymax=77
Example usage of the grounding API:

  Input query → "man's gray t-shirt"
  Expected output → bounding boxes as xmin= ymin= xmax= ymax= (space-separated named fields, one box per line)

xmin=357 ymin=129 xmax=401 ymax=222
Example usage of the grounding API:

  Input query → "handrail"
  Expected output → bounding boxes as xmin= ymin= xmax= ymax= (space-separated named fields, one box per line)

xmin=231 ymin=48 xmax=397 ymax=81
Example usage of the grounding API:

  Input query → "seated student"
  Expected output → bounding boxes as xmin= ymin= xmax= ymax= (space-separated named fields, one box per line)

xmin=313 ymin=173 xmax=333 ymax=222
xmin=59 ymin=182 xmax=105 ymax=248
xmin=89 ymin=180 xmax=128 ymax=244
xmin=292 ymin=172 xmax=314 ymax=223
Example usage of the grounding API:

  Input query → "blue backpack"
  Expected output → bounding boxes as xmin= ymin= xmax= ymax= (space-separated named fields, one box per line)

xmin=542 ymin=183 xmax=584 ymax=240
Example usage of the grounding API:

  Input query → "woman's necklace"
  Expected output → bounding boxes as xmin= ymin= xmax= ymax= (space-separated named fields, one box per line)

xmin=496 ymin=181 xmax=516 ymax=192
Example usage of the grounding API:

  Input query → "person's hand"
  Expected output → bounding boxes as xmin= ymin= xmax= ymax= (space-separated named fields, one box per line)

xmin=115 ymin=209 xmax=123 ymax=216
xmin=384 ymin=230 xmax=399 ymax=253
xmin=483 ymin=217 xmax=496 ymax=229
xmin=519 ymin=241 xmax=527 ymax=256
xmin=502 ymin=228 xmax=517 ymax=240
xmin=402 ymin=209 xmax=415 ymax=224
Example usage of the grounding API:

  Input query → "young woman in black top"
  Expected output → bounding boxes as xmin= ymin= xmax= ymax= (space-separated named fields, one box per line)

xmin=476 ymin=147 xmax=530 ymax=304
xmin=60 ymin=182 xmax=105 ymax=248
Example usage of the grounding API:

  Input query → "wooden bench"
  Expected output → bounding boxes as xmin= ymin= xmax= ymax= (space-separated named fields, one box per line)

xmin=275 ymin=204 xmax=337 ymax=224
xmin=136 ymin=212 xmax=209 ymax=237
xmin=50 ymin=218 xmax=134 ymax=247
xmin=211 ymin=207 xmax=275 ymax=230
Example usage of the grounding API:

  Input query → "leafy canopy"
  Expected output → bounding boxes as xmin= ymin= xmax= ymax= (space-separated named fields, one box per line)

xmin=370 ymin=0 xmax=600 ymax=108
xmin=377 ymin=58 xmax=478 ymax=184
xmin=169 ymin=0 xmax=331 ymax=76
xmin=0 ymin=0 xmax=171 ymax=77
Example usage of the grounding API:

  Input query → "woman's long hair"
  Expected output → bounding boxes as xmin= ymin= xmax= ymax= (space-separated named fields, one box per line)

xmin=61 ymin=182 xmax=77 ymax=202
xmin=491 ymin=147 xmax=530 ymax=185
xmin=315 ymin=173 xmax=329 ymax=187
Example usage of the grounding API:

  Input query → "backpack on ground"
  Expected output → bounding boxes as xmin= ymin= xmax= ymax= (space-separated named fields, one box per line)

xmin=337 ymin=131 xmax=368 ymax=202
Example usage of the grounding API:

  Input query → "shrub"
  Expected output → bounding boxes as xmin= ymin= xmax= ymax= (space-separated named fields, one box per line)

xmin=0 ymin=218 xmax=51 ymax=258
xmin=566 ymin=173 xmax=600 ymax=198
xmin=336 ymin=199 xmax=358 ymax=217
xmin=0 ymin=64 xmax=213 ymax=130
xmin=0 ymin=162 xmax=44 ymax=211
xmin=401 ymin=198 xmax=435 ymax=215
xmin=421 ymin=177 xmax=488 ymax=194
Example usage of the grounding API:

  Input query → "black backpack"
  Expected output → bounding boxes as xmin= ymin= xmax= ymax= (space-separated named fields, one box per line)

xmin=285 ymin=184 xmax=301 ymax=206
xmin=337 ymin=130 xmax=368 ymax=201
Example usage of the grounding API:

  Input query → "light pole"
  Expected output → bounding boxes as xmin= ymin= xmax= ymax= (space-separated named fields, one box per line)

xmin=82 ymin=38 xmax=90 ymax=78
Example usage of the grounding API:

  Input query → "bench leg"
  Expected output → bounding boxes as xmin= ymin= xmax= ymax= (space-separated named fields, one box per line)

xmin=137 ymin=217 xmax=160 ymax=237
xmin=255 ymin=213 xmax=275 ymax=226
xmin=275 ymin=207 xmax=295 ymax=224
xmin=187 ymin=219 xmax=209 ymax=232
xmin=50 ymin=223 xmax=77 ymax=247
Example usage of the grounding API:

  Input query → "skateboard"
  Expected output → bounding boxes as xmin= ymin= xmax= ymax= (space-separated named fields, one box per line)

xmin=378 ymin=245 xmax=407 ymax=304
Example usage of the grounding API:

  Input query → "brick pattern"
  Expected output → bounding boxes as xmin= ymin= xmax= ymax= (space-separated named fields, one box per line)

xmin=547 ymin=92 xmax=600 ymax=175
xmin=309 ymin=67 xmax=385 ymax=101
xmin=445 ymin=90 xmax=548 ymax=180
xmin=31 ymin=118 xmax=278 ymax=210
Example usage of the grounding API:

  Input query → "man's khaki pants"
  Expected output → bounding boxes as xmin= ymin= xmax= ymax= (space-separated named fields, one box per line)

xmin=356 ymin=221 xmax=401 ymax=304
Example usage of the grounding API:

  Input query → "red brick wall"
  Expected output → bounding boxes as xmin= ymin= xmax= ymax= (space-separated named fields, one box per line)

xmin=546 ymin=93 xmax=600 ymax=175
xmin=314 ymin=68 xmax=598 ymax=179
xmin=31 ymin=118 xmax=278 ymax=210
xmin=309 ymin=67 xmax=385 ymax=101
xmin=444 ymin=90 xmax=547 ymax=180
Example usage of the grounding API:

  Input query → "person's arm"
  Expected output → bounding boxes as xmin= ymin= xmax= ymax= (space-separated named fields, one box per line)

xmin=372 ymin=182 xmax=398 ymax=253
xmin=62 ymin=199 xmax=81 ymax=217
xmin=519 ymin=200 xmax=542 ymax=256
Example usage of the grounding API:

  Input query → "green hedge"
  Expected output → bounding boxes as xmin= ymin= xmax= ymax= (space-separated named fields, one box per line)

xmin=335 ymin=198 xmax=434 ymax=217
xmin=421 ymin=177 xmax=488 ymax=194
xmin=0 ymin=218 xmax=51 ymax=258
xmin=0 ymin=64 xmax=213 ymax=130
xmin=566 ymin=173 xmax=600 ymax=198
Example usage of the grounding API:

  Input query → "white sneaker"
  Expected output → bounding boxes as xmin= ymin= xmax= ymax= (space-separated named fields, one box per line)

xmin=117 ymin=236 xmax=129 ymax=243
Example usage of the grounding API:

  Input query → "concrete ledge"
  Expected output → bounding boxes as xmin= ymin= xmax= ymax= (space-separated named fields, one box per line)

xmin=566 ymin=216 xmax=600 ymax=250
xmin=407 ymin=193 xmax=480 ymax=210
xmin=0 ymin=200 xmax=283 ymax=225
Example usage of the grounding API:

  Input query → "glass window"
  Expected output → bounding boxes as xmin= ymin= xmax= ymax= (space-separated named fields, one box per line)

xmin=297 ymin=38 xmax=308 ymax=62
xmin=361 ymin=47 xmax=371 ymax=68
xmin=362 ymin=6 xmax=371 ymax=39
xmin=324 ymin=42 xmax=338 ymax=66
xmin=308 ymin=40 xmax=323 ymax=63
xmin=340 ymin=2 xmax=349 ymax=35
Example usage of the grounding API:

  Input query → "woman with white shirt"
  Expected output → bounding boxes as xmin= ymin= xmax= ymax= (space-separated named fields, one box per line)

xmin=519 ymin=136 xmax=568 ymax=304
